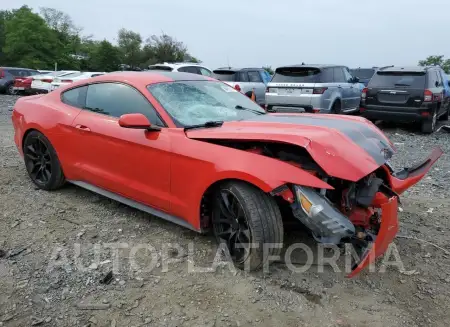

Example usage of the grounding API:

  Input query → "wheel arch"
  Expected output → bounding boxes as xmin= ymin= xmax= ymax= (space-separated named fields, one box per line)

xmin=198 ymin=176 xmax=277 ymax=231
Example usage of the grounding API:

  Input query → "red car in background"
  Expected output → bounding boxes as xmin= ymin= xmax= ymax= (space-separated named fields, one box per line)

xmin=11 ymin=72 xmax=442 ymax=276
xmin=13 ymin=76 xmax=34 ymax=95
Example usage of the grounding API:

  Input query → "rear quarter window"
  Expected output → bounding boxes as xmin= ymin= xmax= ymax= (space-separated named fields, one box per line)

xmin=368 ymin=72 xmax=426 ymax=88
xmin=271 ymin=67 xmax=321 ymax=83
xmin=61 ymin=86 xmax=88 ymax=108
xmin=350 ymin=69 xmax=375 ymax=80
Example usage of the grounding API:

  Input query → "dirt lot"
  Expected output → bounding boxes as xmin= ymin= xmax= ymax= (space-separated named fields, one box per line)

xmin=1 ymin=94 xmax=450 ymax=327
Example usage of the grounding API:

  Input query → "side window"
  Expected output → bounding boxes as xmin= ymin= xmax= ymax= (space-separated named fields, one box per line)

xmin=178 ymin=66 xmax=201 ymax=75
xmin=239 ymin=72 xmax=249 ymax=82
xmin=343 ymin=68 xmax=353 ymax=82
xmin=247 ymin=71 xmax=263 ymax=83
xmin=199 ymin=67 xmax=212 ymax=76
xmin=85 ymin=83 xmax=163 ymax=126
xmin=428 ymin=71 xmax=439 ymax=87
xmin=61 ymin=86 xmax=87 ymax=108
xmin=333 ymin=68 xmax=346 ymax=83
xmin=259 ymin=71 xmax=271 ymax=84
xmin=320 ymin=68 xmax=334 ymax=83
xmin=435 ymin=71 xmax=443 ymax=86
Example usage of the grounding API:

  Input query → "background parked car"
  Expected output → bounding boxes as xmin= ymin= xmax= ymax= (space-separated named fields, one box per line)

xmin=360 ymin=65 xmax=449 ymax=133
xmin=148 ymin=62 xmax=212 ymax=76
xmin=349 ymin=67 xmax=377 ymax=86
xmin=212 ymin=67 xmax=270 ymax=105
xmin=50 ymin=72 xmax=106 ymax=91
xmin=31 ymin=71 xmax=80 ymax=94
xmin=265 ymin=64 xmax=361 ymax=114
xmin=0 ymin=67 xmax=40 ymax=95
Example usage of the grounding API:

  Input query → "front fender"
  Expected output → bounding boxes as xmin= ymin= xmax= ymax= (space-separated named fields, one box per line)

xmin=170 ymin=136 xmax=334 ymax=230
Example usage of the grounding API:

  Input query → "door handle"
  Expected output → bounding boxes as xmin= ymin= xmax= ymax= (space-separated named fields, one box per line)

xmin=75 ymin=124 xmax=91 ymax=132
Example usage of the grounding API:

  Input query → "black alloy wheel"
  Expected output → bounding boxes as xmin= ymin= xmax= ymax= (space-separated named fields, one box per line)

xmin=213 ymin=189 xmax=252 ymax=265
xmin=23 ymin=131 xmax=66 ymax=190
xmin=24 ymin=136 xmax=52 ymax=186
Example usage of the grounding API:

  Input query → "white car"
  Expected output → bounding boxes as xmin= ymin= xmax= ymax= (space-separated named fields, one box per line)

xmin=31 ymin=71 xmax=79 ymax=93
xmin=50 ymin=72 xmax=106 ymax=91
xmin=147 ymin=62 xmax=212 ymax=76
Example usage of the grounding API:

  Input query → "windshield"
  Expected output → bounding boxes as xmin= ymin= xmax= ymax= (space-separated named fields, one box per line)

xmin=369 ymin=72 xmax=426 ymax=88
xmin=147 ymin=81 xmax=266 ymax=127
xmin=350 ymin=69 xmax=375 ymax=80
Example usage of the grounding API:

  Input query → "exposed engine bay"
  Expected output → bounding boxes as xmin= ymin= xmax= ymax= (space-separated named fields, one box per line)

xmin=206 ymin=140 xmax=411 ymax=248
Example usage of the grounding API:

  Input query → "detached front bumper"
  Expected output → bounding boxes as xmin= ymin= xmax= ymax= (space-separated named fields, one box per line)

xmin=348 ymin=147 xmax=443 ymax=277
xmin=347 ymin=195 xmax=398 ymax=277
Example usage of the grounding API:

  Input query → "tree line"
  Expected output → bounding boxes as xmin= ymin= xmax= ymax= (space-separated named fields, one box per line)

xmin=0 ymin=6 xmax=200 ymax=72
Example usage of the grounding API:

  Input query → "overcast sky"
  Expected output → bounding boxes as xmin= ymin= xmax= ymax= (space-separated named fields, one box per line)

xmin=5 ymin=0 xmax=450 ymax=69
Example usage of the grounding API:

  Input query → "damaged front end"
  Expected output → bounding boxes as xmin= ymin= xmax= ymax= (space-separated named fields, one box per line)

xmin=284 ymin=147 xmax=443 ymax=277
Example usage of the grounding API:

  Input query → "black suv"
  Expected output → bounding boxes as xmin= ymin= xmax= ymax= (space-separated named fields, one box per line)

xmin=360 ymin=66 xmax=449 ymax=133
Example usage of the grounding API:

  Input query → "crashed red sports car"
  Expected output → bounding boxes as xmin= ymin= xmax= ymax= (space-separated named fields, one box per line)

xmin=11 ymin=72 xmax=442 ymax=276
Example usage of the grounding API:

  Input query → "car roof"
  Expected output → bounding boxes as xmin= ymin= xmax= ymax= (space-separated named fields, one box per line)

xmin=0 ymin=67 xmax=38 ymax=70
xmin=213 ymin=67 xmax=264 ymax=72
xmin=276 ymin=64 xmax=344 ymax=70
xmin=148 ymin=62 xmax=207 ymax=69
xmin=85 ymin=71 xmax=211 ymax=85
xmin=378 ymin=66 xmax=436 ymax=73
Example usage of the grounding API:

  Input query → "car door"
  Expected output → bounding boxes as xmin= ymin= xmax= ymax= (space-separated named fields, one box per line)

xmin=70 ymin=82 xmax=172 ymax=212
xmin=247 ymin=70 xmax=265 ymax=104
xmin=428 ymin=70 xmax=445 ymax=116
xmin=333 ymin=67 xmax=352 ymax=111
xmin=437 ymin=69 xmax=449 ymax=115
xmin=440 ymin=70 xmax=450 ymax=114
xmin=344 ymin=67 xmax=361 ymax=110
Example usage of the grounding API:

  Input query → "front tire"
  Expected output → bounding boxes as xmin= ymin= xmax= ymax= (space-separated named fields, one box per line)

xmin=212 ymin=181 xmax=284 ymax=271
xmin=23 ymin=131 xmax=66 ymax=190
xmin=439 ymin=106 xmax=449 ymax=121
xmin=331 ymin=100 xmax=342 ymax=114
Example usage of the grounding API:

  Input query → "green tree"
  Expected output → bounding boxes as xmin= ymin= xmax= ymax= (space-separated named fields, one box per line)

xmin=117 ymin=28 xmax=142 ymax=68
xmin=142 ymin=33 xmax=198 ymax=67
xmin=418 ymin=55 xmax=450 ymax=73
xmin=263 ymin=66 xmax=274 ymax=75
xmin=3 ymin=6 xmax=58 ymax=69
xmin=91 ymin=40 xmax=121 ymax=72
xmin=0 ymin=10 xmax=13 ymax=64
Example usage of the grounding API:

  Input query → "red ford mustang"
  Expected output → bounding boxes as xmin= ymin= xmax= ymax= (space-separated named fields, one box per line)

xmin=11 ymin=72 xmax=442 ymax=276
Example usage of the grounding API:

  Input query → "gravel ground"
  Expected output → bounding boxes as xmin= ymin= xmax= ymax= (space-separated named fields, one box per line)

xmin=1 ymin=94 xmax=450 ymax=327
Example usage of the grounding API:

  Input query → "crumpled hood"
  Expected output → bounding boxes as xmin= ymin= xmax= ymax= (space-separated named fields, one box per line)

xmin=186 ymin=113 xmax=395 ymax=182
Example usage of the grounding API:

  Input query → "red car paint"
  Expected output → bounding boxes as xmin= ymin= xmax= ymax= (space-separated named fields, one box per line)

xmin=11 ymin=72 xmax=442 ymax=277
xmin=13 ymin=77 xmax=33 ymax=91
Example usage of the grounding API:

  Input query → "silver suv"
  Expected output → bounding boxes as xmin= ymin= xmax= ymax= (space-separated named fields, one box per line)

xmin=265 ymin=64 xmax=361 ymax=114
xmin=212 ymin=68 xmax=272 ymax=106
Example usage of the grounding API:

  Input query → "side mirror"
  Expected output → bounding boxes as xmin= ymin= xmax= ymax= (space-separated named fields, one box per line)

xmin=447 ymin=81 xmax=450 ymax=87
xmin=352 ymin=76 xmax=360 ymax=83
xmin=118 ymin=113 xmax=161 ymax=131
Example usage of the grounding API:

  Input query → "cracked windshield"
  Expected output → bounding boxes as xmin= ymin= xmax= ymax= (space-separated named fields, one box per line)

xmin=148 ymin=81 xmax=265 ymax=126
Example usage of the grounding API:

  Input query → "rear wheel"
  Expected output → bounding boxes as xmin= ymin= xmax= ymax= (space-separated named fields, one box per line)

xmin=439 ymin=106 xmax=449 ymax=121
xmin=6 ymin=84 xmax=16 ymax=95
xmin=331 ymin=100 xmax=342 ymax=114
xmin=421 ymin=109 xmax=437 ymax=134
xmin=212 ymin=181 xmax=283 ymax=271
xmin=23 ymin=131 xmax=66 ymax=190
